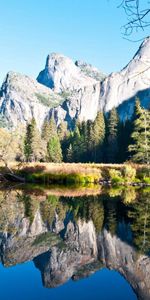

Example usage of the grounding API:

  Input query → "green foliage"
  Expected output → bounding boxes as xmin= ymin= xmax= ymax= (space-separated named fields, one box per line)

xmin=137 ymin=167 xmax=150 ymax=180
xmin=41 ymin=117 xmax=63 ymax=162
xmin=47 ymin=136 xmax=62 ymax=162
xmin=127 ymin=190 xmax=150 ymax=253
xmin=35 ymin=93 xmax=63 ymax=107
xmin=128 ymin=99 xmax=150 ymax=164
xmin=58 ymin=121 xmax=68 ymax=141
xmin=106 ymin=108 xmax=119 ymax=163
xmin=66 ymin=144 xmax=73 ymax=162
xmin=32 ymin=232 xmax=61 ymax=247
xmin=24 ymin=118 xmax=45 ymax=162
xmin=35 ymin=93 xmax=53 ymax=106
xmin=91 ymin=112 xmax=106 ymax=162
xmin=41 ymin=117 xmax=57 ymax=142
xmin=109 ymin=169 xmax=124 ymax=185
xmin=122 ymin=165 xmax=136 ymax=181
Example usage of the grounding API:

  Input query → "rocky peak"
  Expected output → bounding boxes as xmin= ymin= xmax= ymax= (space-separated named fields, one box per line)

xmin=133 ymin=36 xmax=150 ymax=61
xmin=37 ymin=52 xmax=98 ymax=93
xmin=75 ymin=60 xmax=106 ymax=81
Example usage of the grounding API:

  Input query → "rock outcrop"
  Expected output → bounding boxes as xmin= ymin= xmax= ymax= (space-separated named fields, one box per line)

xmin=0 ymin=71 xmax=63 ymax=129
xmin=37 ymin=53 xmax=102 ymax=125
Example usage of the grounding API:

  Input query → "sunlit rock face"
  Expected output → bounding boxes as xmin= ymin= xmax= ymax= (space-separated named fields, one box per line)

xmin=100 ymin=37 xmax=150 ymax=119
xmin=37 ymin=38 xmax=150 ymax=123
xmin=37 ymin=53 xmax=103 ymax=125
xmin=0 ymin=71 xmax=63 ymax=129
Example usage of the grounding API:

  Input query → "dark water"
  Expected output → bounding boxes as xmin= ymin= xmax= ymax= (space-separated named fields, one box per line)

xmin=0 ymin=185 xmax=150 ymax=300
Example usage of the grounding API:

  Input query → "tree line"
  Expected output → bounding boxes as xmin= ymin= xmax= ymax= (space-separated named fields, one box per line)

xmin=0 ymin=98 xmax=150 ymax=165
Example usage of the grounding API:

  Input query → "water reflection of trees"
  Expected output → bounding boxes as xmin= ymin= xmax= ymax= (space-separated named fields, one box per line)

xmin=0 ymin=186 xmax=150 ymax=255
xmin=127 ymin=189 xmax=150 ymax=254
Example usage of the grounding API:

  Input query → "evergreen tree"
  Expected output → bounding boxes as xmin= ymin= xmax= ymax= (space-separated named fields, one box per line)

xmin=66 ymin=143 xmax=73 ymax=162
xmin=78 ymin=121 xmax=89 ymax=162
xmin=128 ymin=99 xmax=150 ymax=164
xmin=86 ymin=120 xmax=94 ymax=162
xmin=42 ymin=117 xmax=63 ymax=162
xmin=91 ymin=112 xmax=105 ymax=162
xmin=71 ymin=123 xmax=81 ymax=162
xmin=47 ymin=135 xmax=62 ymax=162
xmin=24 ymin=118 xmax=44 ymax=162
xmin=118 ymin=119 xmax=132 ymax=162
xmin=106 ymin=108 xmax=119 ymax=163
xmin=42 ymin=117 xmax=57 ymax=142
xmin=58 ymin=121 xmax=68 ymax=141
xmin=58 ymin=121 xmax=70 ymax=161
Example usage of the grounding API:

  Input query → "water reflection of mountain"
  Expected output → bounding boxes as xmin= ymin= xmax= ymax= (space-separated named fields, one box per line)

xmin=0 ymin=186 xmax=150 ymax=300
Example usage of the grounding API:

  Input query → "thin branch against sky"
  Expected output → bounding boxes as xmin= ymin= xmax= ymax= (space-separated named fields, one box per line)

xmin=118 ymin=0 xmax=150 ymax=37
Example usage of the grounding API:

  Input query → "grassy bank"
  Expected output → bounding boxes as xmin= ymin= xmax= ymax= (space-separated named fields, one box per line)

xmin=0 ymin=162 xmax=150 ymax=186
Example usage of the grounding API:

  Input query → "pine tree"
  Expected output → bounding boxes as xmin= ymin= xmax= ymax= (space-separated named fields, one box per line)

xmin=128 ymin=99 xmax=150 ymax=164
xmin=94 ymin=112 xmax=105 ymax=162
xmin=118 ymin=119 xmax=132 ymax=162
xmin=24 ymin=118 xmax=44 ymax=162
xmin=47 ymin=135 xmax=62 ymax=162
xmin=91 ymin=112 xmax=105 ymax=162
xmin=42 ymin=117 xmax=57 ymax=143
xmin=58 ymin=121 xmax=68 ymax=141
xmin=66 ymin=143 xmax=73 ymax=162
xmin=71 ymin=123 xmax=81 ymax=162
xmin=106 ymin=108 xmax=119 ymax=163
xmin=41 ymin=117 xmax=63 ymax=162
xmin=58 ymin=121 xmax=70 ymax=161
xmin=78 ymin=121 xmax=89 ymax=162
xmin=86 ymin=120 xmax=94 ymax=162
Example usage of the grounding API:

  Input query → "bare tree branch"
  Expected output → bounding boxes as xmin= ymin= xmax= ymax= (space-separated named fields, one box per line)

xmin=118 ymin=0 xmax=150 ymax=37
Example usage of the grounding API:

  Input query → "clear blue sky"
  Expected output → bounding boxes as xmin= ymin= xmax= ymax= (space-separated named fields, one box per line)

xmin=0 ymin=0 xmax=149 ymax=85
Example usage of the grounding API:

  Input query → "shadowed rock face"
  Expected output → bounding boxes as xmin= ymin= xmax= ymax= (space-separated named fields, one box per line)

xmin=100 ymin=37 xmax=150 ymax=117
xmin=0 ymin=188 xmax=150 ymax=299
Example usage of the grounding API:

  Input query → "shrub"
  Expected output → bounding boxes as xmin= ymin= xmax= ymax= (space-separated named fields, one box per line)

xmin=143 ymin=177 xmax=150 ymax=184
xmin=137 ymin=167 xmax=150 ymax=180
xmin=122 ymin=165 xmax=136 ymax=182
xmin=109 ymin=169 xmax=123 ymax=185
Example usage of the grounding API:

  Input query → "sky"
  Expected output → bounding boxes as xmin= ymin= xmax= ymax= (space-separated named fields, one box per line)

xmin=0 ymin=0 xmax=149 ymax=85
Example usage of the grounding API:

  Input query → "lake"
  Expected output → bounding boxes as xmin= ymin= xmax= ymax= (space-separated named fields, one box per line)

xmin=0 ymin=184 xmax=150 ymax=300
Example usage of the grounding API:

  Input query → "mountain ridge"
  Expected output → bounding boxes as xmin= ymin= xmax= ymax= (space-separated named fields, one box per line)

xmin=0 ymin=37 xmax=150 ymax=129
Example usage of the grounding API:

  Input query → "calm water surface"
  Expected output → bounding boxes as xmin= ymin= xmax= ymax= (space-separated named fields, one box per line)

xmin=0 ymin=185 xmax=149 ymax=300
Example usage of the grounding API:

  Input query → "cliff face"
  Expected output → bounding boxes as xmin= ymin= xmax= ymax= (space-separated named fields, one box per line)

xmin=37 ymin=53 xmax=102 ymax=125
xmin=1 ymin=38 xmax=150 ymax=129
xmin=100 ymin=37 xmax=150 ymax=119
xmin=0 ymin=71 xmax=64 ymax=129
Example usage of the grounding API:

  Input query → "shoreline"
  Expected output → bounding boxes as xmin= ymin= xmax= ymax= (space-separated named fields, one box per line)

xmin=0 ymin=162 xmax=150 ymax=187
